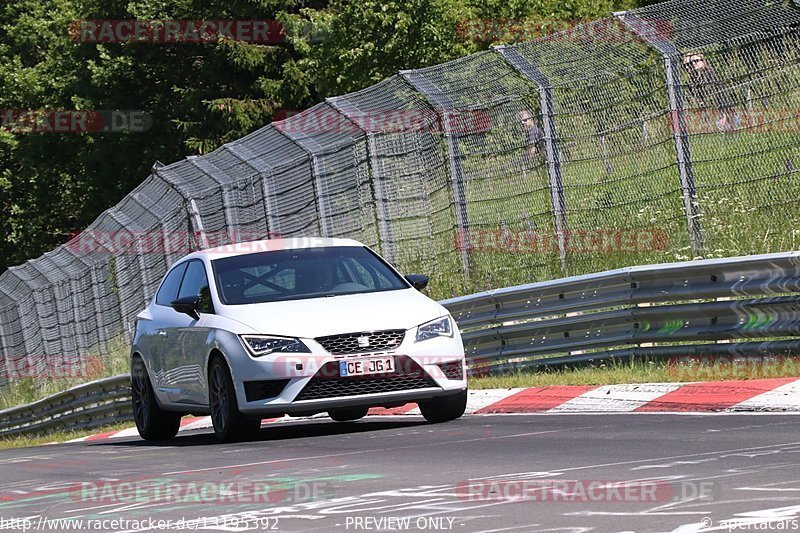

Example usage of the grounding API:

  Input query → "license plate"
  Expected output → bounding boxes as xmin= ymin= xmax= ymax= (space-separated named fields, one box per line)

xmin=339 ymin=356 xmax=395 ymax=377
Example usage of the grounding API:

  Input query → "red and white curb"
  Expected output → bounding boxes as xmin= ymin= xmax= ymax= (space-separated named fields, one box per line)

xmin=70 ymin=377 xmax=800 ymax=442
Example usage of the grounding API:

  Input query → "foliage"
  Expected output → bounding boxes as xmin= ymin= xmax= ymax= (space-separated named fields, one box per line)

xmin=0 ymin=0 xmax=653 ymax=273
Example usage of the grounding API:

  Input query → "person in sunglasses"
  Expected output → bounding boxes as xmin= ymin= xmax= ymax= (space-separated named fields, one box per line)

xmin=682 ymin=52 xmax=739 ymax=132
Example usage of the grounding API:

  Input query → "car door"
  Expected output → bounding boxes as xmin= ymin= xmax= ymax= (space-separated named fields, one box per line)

xmin=147 ymin=262 xmax=188 ymax=391
xmin=160 ymin=259 xmax=214 ymax=405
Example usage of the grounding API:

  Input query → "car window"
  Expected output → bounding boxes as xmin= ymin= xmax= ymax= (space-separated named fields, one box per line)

xmin=212 ymin=246 xmax=408 ymax=305
xmin=241 ymin=265 xmax=298 ymax=300
xmin=155 ymin=262 xmax=188 ymax=306
xmin=344 ymin=257 xmax=398 ymax=289
xmin=178 ymin=260 xmax=214 ymax=313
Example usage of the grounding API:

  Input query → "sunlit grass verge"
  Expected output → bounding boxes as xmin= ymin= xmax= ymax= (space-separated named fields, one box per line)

xmin=0 ymin=421 xmax=134 ymax=451
xmin=468 ymin=357 xmax=800 ymax=389
xmin=0 ymin=337 xmax=130 ymax=410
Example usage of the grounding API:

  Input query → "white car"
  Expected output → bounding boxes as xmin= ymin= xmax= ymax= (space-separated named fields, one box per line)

xmin=130 ymin=237 xmax=467 ymax=442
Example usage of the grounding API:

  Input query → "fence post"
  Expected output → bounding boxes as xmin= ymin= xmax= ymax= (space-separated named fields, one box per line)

xmin=326 ymin=96 xmax=397 ymax=264
xmin=4 ymin=270 xmax=46 ymax=369
xmin=105 ymin=210 xmax=152 ymax=333
xmin=275 ymin=120 xmax=334 ymax=237
xmin=615 ymin=11 xmax=704 ymax=256
xmin=36 ymin=257 xmax=82 ymax=359
xmin=494 ymin=45 xmax=569 ymax=275
xmin=399 ymin=69 xmax=472 ymax=284
xmin=187 ymin=156 xmax=238 ymax=243
xmin=365 ymin=133 xmax=397 ymax=265
xmin=153 ymin=167 xmax=211 ymax=250
xmin=0 ymin=297 xmax=12 ymax=387
xmin=187 ymin=199 xmax=209 ymax=249
xmin=311 ymin=155 xmax=332 ymax=237
xmin=89 ymin=262 xmax=114 ymax=350
xmin=224 ymin=142 xmax=281 ymax=238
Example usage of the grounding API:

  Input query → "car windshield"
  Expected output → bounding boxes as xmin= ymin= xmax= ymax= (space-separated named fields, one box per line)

xmin=211 ymin=246 xmax=410 ymax=305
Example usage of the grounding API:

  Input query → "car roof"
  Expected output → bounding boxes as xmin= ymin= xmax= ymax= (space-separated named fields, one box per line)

xmin=181 ymin=237 xmax=365 ymax=262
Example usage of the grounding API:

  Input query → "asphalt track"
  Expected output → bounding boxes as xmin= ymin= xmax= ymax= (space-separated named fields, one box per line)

xmin=1 ymin=413 xmax=800 ymax=533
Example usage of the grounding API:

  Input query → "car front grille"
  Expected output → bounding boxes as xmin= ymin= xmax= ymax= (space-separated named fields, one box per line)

xmin=315 ymin=330 xmax=405 ymax=355
xmin=244 ymin=379 xmax=291 ymax=402
xmin=294 ymin=355 xmax=437 ymax=401
xmin=437 ymin=360 xmax=464 ymax=380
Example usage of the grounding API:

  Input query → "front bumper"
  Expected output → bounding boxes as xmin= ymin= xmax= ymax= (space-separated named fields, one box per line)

xmin=227 ymin=332 xmax=467 ymax=416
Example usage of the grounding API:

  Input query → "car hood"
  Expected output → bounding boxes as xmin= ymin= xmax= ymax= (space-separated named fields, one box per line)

xmin=218 ymin=288 xmax=447 ymax=338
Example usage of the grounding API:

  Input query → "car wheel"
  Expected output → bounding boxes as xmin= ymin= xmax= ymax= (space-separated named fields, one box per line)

xmin=208 ymin=357 xmax=261 ymax=442
xmin=131 ymin=357 xmax=181 ymax=441
xmin=328 ymin=406 xmax=369 ymax=422
xmin=419 ymin=389 xmax=468 ymax=423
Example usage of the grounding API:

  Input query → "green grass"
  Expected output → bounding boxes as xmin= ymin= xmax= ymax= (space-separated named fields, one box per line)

xmin=406 ymin=60 xmax=800 ymax=298
xmin=468 ymin=357 xmax=800 ymax=389
xmin=453 ymin=125 xmax=800 ymax=297
xmin=0 ymin=421 xmax=135 ymax=450
xmin=0 ymin=337 xmax=129 ymax=411
xmin=4 ymin=97 xmax=800 ymax=411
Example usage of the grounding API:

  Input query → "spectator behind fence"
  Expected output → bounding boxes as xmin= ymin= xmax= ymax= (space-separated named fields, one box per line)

xmin=519 ymin=110 xmax=545 ymax=160
xmin=682 ymin=51 xmax=739 ymax=131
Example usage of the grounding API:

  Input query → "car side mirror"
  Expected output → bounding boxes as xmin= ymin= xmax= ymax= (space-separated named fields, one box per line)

xmin=171 ymin=296 xmax=200 ymax=319
xmin=405 ymin=274 xmax=429 ymax=291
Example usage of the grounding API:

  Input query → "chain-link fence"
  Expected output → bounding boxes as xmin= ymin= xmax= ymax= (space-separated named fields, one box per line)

xmin=1 ymin=0 xmax=799 ymax=383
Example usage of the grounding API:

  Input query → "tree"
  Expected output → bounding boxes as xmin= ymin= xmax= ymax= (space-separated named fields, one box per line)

xmin=0 ymin=0 xmax=308 ymax=272
xmin=0 ymin=0 xmax=652 ymax=273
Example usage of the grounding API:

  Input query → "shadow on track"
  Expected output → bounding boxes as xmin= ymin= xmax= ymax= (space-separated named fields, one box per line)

xmin=91 ymin=418 xmax=431 ymax=447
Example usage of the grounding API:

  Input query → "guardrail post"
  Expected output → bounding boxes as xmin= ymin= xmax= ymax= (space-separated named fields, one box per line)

xmin=615 ymin=11 xmax=704 ymax=256
xmin=494 ymin=46 xmax=569 ymax=275
xmin=399 ymin=70 xmax=472 ymax=284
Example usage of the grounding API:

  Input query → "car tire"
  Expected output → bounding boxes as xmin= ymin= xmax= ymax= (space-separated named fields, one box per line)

xmin=419 ymin=389 xmax=468 ymax=423
xmin=328 ymin=407 xmax=369 ymax=422
xmin=131 ymin=357 xmax=181 ymax=441
xmin=208 ymin=357 xmax=261 ymax=442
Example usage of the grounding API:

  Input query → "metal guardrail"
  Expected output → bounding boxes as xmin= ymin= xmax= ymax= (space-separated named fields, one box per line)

xmin=442 ymin=251 xmax=800 ymax=374
xmin=2 ymin=251 xmax=800 ymax=437
xmin=0 ymin=375 xmax=131 ymax=438
xmin=4 ymin=0 xmax=800 ymax=386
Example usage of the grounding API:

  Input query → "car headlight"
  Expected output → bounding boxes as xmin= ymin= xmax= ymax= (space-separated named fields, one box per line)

xmin=240 ymin=335 xmax=311 ymax=356
xmin=415 ymin=316 xmax=453 ymax=342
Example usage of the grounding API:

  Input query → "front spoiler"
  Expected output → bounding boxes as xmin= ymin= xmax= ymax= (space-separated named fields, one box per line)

xmin=238 ymin=386 xmax=465 ymax=416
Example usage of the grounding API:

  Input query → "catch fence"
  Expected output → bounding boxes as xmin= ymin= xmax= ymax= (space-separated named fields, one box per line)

xmin=1 ymin=0 xmax=799 ymax=380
